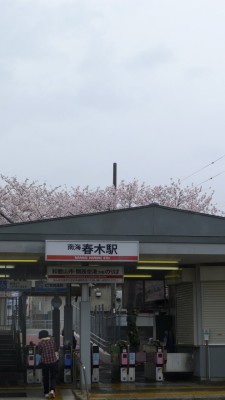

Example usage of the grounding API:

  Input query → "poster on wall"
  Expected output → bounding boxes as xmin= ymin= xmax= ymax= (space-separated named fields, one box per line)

xmin=123 ymin=280 xmax=165 ymax=310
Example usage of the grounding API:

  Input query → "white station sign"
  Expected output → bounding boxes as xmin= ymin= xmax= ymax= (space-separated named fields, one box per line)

xmin=7 ymin=280 xmax=32 ymax=290
xmin=47 ymin=266 xmax=124 ymax=284
xmin=45 ymin=240 xmax=139 ymax=262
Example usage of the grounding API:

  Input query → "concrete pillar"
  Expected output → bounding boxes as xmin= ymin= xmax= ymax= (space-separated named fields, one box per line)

xmin=80 ymin=284 xmax=91 ymax=388
xmin=0 ymin=298 xmax=5 ymax=326
xmin=63 ymin=284 xmax=73 ymax=346
xmin=63 ymin=305 xmax=73 ymax=346
xmin=18 ymin=294 xmax=27 ymax=348
xmin=195 ymin=266 xmax=203 ymax=346
xmin=52 ymin=307 xmax=60 ymax=350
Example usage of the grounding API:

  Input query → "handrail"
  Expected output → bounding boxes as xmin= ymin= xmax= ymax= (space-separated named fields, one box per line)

xmin=73 ymin=352 xmax=89 ymax=400
xmin=90 ymin=332 xmax=111 ymax=354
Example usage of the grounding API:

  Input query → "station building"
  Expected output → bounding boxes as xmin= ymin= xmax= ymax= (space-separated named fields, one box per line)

xmin=0 ymin=203 xmax=225 ymax=383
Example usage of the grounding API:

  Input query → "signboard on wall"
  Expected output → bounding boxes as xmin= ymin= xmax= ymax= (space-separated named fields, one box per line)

xmin=0 ymin=280 xmax=7 ymax=291
xmin=47 ymin=266 xmax=124 ymax=284
xmin=34 ymin=281 xmax=67 ymax=293
xmin=7 ymin=280 xmax=32 ymax=290
xmin=45 ymin=240 xmax=139 ymax=262
xmin=0 ymin=280 xmax=32 ymax=291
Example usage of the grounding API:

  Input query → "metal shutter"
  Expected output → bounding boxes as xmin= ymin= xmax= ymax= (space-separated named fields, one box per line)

xmin=176 ymin=283 xmax=194 ymax=345
xmin=201 ymin=281 xmax=225 ymax=344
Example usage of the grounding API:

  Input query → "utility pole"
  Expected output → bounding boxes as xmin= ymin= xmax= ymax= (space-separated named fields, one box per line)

xmin=111 ymin=163 xmax=117 ymax=326
xmin=113 ymin=162 xmax=117 ymax=189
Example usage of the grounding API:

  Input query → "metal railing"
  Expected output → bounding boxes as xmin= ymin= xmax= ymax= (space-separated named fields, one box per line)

xmin=90 ymin=332 xmax=111 ymax=354
xmin=26 ymin=319 xmax=64 ymax=330
xmin=73 ymin=352 xmax=89 ymax=400
xmin=0 ymin=324 xmax=13 ymax=332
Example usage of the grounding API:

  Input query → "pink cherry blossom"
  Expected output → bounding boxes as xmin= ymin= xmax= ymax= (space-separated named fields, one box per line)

xmin=0 ymin=175 xmax=221 ymax=224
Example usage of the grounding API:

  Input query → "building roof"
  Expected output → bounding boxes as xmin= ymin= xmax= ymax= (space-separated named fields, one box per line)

xmin=0 ymin=204 xmax=225 ymax=281
xmin=0 ymin=203 xmax=224 ymax=242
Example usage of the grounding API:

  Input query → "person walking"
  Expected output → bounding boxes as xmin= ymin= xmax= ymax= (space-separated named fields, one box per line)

xmin=38 ymin=330 xmax=58 ymax=399
xmin=61 ymin=328 xmax=77 ymax=350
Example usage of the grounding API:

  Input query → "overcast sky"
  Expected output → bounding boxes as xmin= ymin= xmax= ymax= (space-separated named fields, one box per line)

xmin=1 ymin=0 xmax=225 ymax=210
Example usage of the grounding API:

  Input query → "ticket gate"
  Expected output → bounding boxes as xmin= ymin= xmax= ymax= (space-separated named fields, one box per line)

xmin=120 ymin=347 xmax=128 ymax=382
xmin=155 ymin=346 xmax=164 ymax=381
xmin=128 ymin=351 xmax=135 ymax=382
xmin=119 ymin=347 xmax=136 ymax=382
xmin=91 ymin=344 xmax=100 ymax=383
xmin=26 ymin=342 xmax=42 ymax=384
xmin=63 ymin=345 xmax=73 ymax=383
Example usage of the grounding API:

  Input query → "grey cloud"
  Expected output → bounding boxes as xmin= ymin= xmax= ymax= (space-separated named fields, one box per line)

xmin=185 ymin=66 xmax=211 ymax=79
xmin=77 ymin=80 xmax=126 ymax=112
xmin=127 ymin=46 xmax=174 ymax=70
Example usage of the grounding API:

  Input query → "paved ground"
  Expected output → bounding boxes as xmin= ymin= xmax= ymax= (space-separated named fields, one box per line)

xmin=2 ymin=381 xmax=225 ymax=400
xmin=0 ymin=387 xmax=75 ymax=400
xmin=2 ymin=383 xmax=225 ymax=400
xmin=84 ymin=381 xmax=225 ymax=400
xmin=2 ymin=364 xmax=225 ymax=400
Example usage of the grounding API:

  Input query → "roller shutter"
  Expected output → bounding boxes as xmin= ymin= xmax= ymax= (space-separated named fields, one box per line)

xmin=201 ymin=281 xmax=225 ymax=344
xmin=176 ymin=283 xmax=194 ymax=345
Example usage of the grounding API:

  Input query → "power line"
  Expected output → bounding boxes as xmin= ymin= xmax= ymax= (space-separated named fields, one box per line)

xmin=181 ymin=155 xmax=225 ymax=182
xmin=197 ymin=170 xmax=225 ymax=186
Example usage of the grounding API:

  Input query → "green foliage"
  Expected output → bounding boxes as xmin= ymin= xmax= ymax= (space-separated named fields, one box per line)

xmin=115 ymin=340 xmax=129 ymax=351
xmin=127 ymin=314 xmax=140 ymax=351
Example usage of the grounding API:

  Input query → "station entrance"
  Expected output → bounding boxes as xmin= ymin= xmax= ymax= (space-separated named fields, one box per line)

xmin=1 ymin=203 xmax=225 ymax=384
xmin=0 ymin=281 xmax=173 ymax=386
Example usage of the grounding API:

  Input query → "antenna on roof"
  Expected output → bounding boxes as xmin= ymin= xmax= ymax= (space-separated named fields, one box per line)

xmin=113 ymin=163 xmax=117 ymax=189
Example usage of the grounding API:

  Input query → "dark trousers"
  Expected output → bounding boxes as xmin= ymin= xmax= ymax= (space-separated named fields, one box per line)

xmin=42 ymin=362 xmax=58 ymax=394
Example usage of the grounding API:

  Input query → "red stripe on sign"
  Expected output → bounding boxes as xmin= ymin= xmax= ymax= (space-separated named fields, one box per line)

xmin=46 ymin=255 xmax=138 ymax=261
xmin=48 ymin=275 xmax=124 ymax=279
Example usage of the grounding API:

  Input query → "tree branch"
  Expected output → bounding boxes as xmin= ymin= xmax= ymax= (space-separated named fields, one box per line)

xmin=0 ymin=210 xmax=13 ymax=223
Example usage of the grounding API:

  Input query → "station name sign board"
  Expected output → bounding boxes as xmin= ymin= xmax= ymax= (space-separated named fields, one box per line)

xmin=45 ymin=240 xmax=139 ymax=262
xmin=47 ymin=266 xmax=124 ymax=284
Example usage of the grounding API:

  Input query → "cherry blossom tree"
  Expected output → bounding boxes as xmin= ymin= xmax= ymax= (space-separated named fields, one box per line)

xmin=0 ymin=174 xmax=221 ymax=225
